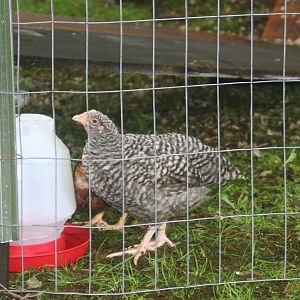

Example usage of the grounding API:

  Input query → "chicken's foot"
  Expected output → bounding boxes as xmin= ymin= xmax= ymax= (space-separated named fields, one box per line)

xmin=106 ymin=223 xmax=175 ymax=264
xmin=74 ymin=212 xmax=127 ymax=232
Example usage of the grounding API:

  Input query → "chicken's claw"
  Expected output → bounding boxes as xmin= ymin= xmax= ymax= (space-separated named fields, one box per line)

xmin=73 ymin=212 xmax=127 ymax=232
xmin=106 ymin=223 xmax=175 ymax=265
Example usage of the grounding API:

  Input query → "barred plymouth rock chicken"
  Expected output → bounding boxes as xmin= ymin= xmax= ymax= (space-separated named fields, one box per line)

xmin=73 ymin=110 xmax=242 ymax=264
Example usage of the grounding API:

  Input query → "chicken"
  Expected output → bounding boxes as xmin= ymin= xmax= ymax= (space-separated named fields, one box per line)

xmin=73 ymin=110 xmax=242 ymax=264
xmin=73 ymin=161 xmax=127 ymax=231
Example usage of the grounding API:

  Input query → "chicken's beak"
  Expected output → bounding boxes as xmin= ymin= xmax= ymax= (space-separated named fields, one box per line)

xmin=72 ymin=112 xmax=88 ymax=126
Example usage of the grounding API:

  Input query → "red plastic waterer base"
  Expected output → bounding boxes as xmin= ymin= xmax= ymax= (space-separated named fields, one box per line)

xmin=9 ymin=224 xmax=89 ymax=272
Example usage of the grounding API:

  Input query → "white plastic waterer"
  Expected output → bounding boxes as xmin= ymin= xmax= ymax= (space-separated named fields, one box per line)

xmin=13 ymin=114 xmax=76 ymax=245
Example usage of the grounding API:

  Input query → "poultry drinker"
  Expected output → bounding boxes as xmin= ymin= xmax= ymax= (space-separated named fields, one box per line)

xmin=9 ymin=114 xmax=89 ymax=272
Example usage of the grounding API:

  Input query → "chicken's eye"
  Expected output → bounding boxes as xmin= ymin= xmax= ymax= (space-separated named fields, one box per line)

xmin=91 ymin=118 xmax=98 ymax=124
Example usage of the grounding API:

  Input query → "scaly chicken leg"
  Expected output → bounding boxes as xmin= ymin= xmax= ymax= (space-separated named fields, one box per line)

xmin=92 ymin=211 xmax=128 ymax=231
xmin=75 ymin=212 xmax=127 ymax=232
xmin=106 ymin=223 xmax=175 ymax=264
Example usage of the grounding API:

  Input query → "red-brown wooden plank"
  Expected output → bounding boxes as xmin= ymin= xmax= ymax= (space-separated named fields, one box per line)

xmin=262 ymin=0 xmax=300 ymax=44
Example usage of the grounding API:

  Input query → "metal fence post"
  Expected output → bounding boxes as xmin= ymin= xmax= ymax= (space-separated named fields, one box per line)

xmin=0 ymin=0 xmax=19 ymax=287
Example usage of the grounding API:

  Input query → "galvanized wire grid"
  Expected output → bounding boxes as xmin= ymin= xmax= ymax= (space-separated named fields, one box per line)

xmin=9 ymin=0 xmax=300 ymax=297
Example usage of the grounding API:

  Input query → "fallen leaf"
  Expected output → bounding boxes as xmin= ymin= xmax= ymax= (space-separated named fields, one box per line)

xmin=259 ymin=170 xmax=272 ymax=177
xmin=267 ymin=129 xmax=281 ymax=136
xmin=254 ymin=149 xmax=262 ymax=158
xmin=26 ymin=275 xmax=42 ymax=289
xmin=235 ymin=271 xmax=258 ymax=279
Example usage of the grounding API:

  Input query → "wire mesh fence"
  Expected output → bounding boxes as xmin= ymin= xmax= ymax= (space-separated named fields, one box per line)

xmin=1 ymin=0 xmax=300 ymax=298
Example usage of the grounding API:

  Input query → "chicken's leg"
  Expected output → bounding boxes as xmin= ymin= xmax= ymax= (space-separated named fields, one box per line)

xmin=90 ymin=211 xmax=108 ymax=227
xmin=74 ymin=212 xmax=127 ymax=232
xmin=101 ymin=212 xmax=128 ymax=231
xmin=148 ymin=223 xmax=175 ymax=249
xmin=106 ymin=223 xmax=175 ymax=265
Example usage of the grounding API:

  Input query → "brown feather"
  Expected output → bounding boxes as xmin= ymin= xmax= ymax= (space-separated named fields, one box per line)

xmin=73 ymin=161 xmax=106 ymax=211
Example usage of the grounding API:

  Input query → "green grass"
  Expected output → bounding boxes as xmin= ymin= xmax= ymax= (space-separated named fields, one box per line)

xmin=13 ymin=0 xmax=272 ymax=37
xmin=8 ymin=66 xmax=300 ymax=299
xmin=14 ymin=0 xmax=151 ymax=22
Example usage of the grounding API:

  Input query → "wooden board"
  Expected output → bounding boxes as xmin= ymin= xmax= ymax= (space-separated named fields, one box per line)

xmin=262 ymin=0 xmax=300 ymax=44
xmin=13 ymin=13 xmax=300 ymax=79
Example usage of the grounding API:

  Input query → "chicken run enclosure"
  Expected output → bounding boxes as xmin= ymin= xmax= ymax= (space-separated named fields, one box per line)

xmin=1 ymin=0 xmax=300 ymax=299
